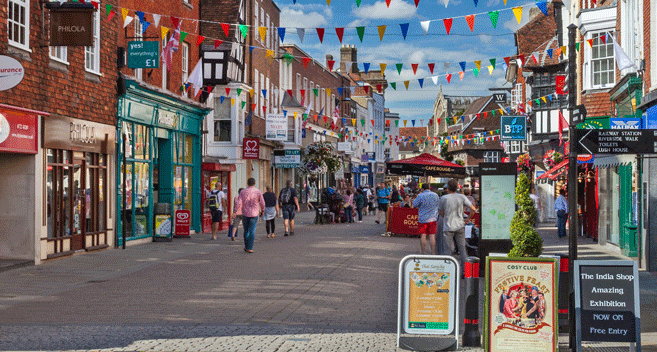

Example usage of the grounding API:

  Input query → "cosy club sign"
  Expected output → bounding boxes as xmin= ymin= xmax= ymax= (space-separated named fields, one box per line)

xmin=243 ymin=138 xmax=260 ymax=159
xmin=0 ymin=107 xmax=38 ymax=154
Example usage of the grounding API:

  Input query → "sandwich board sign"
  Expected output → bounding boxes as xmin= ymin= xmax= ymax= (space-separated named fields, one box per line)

xmin=398 ymin=255 xmax=460 ymax=351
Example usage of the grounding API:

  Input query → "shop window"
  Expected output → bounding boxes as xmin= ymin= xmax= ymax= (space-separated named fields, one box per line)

xmin=174 ymin=133 xmax=194 ymax=212
xmin=214 ymin=100 xmax=231 ymax=142
xmin=8 ymin=0 xmax=29 ymax=50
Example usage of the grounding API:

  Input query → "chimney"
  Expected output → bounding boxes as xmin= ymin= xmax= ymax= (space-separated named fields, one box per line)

xmin=340 ymin=44 xmax=359 ymax=73
xmin=326 ymin=54 xmax=333 ymax=69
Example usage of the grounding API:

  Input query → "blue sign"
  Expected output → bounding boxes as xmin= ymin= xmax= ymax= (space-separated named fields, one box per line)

xmin=500 ymin=115 xmax=527 ymax=141
xmin=610 ymin=118 xmax=642 ymax=129
xmin=359 ymin=165 xmax=370 ymax=173
xmin=647 ymin=105 xmax=657 ymax=129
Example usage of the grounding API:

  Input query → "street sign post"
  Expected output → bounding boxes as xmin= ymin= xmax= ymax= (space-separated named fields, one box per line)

xmin=574 ymin=129 xmax=657 ymax=155
xmin=571 ymin=104 xmax=587 ymax=124
xmin=127 ymin=41 xmax=160 ymax=69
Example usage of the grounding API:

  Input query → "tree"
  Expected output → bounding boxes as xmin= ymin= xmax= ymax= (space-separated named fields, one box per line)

xmin=440 ymin=140 xmax=454 ymax=162
xmin=509 ymin=173 xmax=542 ymax=257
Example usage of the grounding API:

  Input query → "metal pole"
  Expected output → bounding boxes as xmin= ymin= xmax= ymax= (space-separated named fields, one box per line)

xmin=567 ymin=23 xmax=578 ymax=346
xmin=122 ymin=133 xmax=127 ymax=250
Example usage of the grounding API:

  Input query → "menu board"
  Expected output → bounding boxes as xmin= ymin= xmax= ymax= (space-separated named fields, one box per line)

xmin=402 ymin=257 xmax=458 ymax=335
xmin=480 ymin=163 xmax=516 ymax=240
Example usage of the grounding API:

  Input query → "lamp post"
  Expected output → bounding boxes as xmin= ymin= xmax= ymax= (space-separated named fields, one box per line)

xmin=567 ymin=23 xmax=578 ymax=347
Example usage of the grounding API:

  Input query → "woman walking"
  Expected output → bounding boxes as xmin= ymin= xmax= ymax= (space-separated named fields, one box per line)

xmin=354 ymin=188 xmax=366 ymax=222
xmin=228 ymin=188 xmax=244 ymax=241
xmin=343 ymin=189 xmax=355 ymax=223
xmin=263 ymin=186 xmax=279 ymax=238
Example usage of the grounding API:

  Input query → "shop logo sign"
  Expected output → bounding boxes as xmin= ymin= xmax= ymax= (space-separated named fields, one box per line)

xmin=49 ymin=8 xmax=94 ymax=46
xmin=500 ymin=115 xmax=527 ymax=141
xmin=610 ymin=118 xmax=642 ymax=129
xmin=0 ymin=56 xmax=24 ymax=91
xmin=243 ymin=137 xmax=260 ymax=159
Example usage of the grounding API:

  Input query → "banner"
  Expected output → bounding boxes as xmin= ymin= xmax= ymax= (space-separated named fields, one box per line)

xmin=266 ymin=113 xmax=287 ymax=141
xmin=485 ymin=257 xmax=558 ymax=352
xmin=388 ymin=206 xmax=419 ymax=235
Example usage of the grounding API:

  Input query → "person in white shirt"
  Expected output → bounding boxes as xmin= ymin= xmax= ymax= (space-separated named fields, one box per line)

xmin=206 ymin=182 xmax=227 ymax=240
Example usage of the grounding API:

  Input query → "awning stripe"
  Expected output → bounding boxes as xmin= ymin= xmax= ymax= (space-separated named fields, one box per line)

xmin=592 ymin=154 xmax=634 ymax=168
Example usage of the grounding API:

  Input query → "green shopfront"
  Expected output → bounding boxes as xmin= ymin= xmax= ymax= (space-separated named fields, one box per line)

xmin=116 ymin=79 xmax=210 ymax=246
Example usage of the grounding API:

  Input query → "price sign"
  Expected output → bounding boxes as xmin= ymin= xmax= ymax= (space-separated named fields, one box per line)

xmin=127 ymin=41 xmax=160 ymax=69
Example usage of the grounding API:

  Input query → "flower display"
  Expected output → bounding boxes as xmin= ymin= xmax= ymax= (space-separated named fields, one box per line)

xmin=543 ymin=150 xmax=564 ymax=169
xmin=516 ymin=153 xmax=534 ymax=175
xmin=297 ymin=142 xmax=343 ymax=175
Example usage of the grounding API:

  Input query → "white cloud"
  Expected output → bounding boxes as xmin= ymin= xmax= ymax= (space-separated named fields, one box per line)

xmin=353 ymin=0 xmax=417 ymax=20
xmin=486 ymin=0 xmax=501 ymax=6
xmin=280 ymin=4 xmax=332 ymax=29
xmin=479 ymin=35 xmax=493 ymax=44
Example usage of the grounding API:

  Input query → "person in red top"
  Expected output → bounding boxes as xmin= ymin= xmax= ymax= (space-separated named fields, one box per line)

xmin=234 ymin=178 xmax=265 ymax=253
xmin=503 ymin=290 xmax=520 ymax=319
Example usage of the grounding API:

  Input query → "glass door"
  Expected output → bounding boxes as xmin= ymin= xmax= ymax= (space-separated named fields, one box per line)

xmin=70 ymin=158 xmax=85 ymax=251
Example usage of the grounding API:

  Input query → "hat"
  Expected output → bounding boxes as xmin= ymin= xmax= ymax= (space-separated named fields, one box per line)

xmin=532 ymin=286 xmax=539 ymax=292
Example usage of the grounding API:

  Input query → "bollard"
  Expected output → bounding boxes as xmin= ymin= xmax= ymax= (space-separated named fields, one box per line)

xmin=557 ymin=253 xmax=570 ymax=333
xmin=462 ymin=256 xmax=481 ymax=347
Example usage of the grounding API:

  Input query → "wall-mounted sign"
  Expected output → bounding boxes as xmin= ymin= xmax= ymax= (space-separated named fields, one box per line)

xmin=500 ymin=115 xmax=527 ymax=141
xmin=274 ymin=149 xmax=300 ymax=168
xmin=0 ymin=56 xmax=24 ymax=91
xmin=359 ymin=165 xmax=370 ymax=173
xmin=484 ymin=257 xmax=558 ymax=352
xmin=610 ymin=118 xmax=642 ymax=130
xmin=265 ymin=113 xmax=287 ymax=141
xmin=337 ymin=142 xmax=353 ymax=153
xmin=127 ymin=41 xmax=160 ymax=69
xmin=49 ymin=6 xmax=95 ymax=46
xmin=43 ymin=114 xmax=116 ymax=154
xmin=0 ymin=107 xmax=38 ymax=154
xmin=242 ymin=138 xmax=259 ymax=159
xmin=575 ymin=129 xmax=657 ymax=154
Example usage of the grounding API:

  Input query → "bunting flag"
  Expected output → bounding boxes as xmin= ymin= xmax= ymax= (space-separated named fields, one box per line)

xmin=400 ymin=23 xmax=410 ymax=39
xmin=357 ymin=26 xmax=365 ymax=42
xmin=428 ymin=63 xmax=435 ymax=74
xmin=473 ymin=68 xmax=479 ymax=77
xmin=411 ymin=63 xmax=418 ymax=74
xmin=335 ymin=27 xmax=344 ymax=43
xmin=443 ymin=18 xmax=452 ymax=35
xmin=537 ymin=1 xmax=548 ymax=16
xmin=380 ymin=63 xmax=387 ymax=74
xmin=459 ymin=71 xmax=465 ymax=80
xmin=123 ymin=15 xmax=134 ymax=28
xmin=316 ymin=28 xmax=325 ymax=43
xmin=421 ymin=20 xmax=431 ymax=35
xmin=418 ymin=79 xmax=424 ymax=88
xmin=587 ymin=39 xmax=593 ymax=48
xmin=327 ymin=60 xmax=335 ymax=71
xmin=239 ymin=24 xmax=248 ymax=39
xmin=221 ymin=23 xmax=230 ymax=37
xmin=121 ymin=8 xmax=129 ymax=22
xmin=378 ymin=25 xmax=387 ymax=41
xmin=297 ymin=28 xmax=305 ymax=43
xmin=161 ymin=26 xmax=169 ymax=39
xmin=489 ymin=11 xmax=499 ymax=28
xmin=474 ymin=60 xmax=481 ymax=70
xmin=488 ymin=65 xmax=494 ymax=75
xmin=152 ymin=13 xmax=160 ymax=27
xmin=390 ymin=82 xmax=397 ymax=90
xmin=547 ymin=48 xmax=553 ymax=59
xmin=446 ymin=73 xmax=452 ymax=83
xmin=396 ymin=63 xmax=403 ymax=74
xmin=195 ymin=35 xmax=205 ymax=46
xmin=403 ymin=81 xmax=410 ymax=90
xmin=575 ymin=43 xmax=580 ymax=52
xmin=600 ymin=33 xmax=607 ymax=44
xmin=258 ymin=27 xmax=267 ymax=42
xmin=356 ymin=0 xmax=362 ymax=6
xmin=512 ymin=6 xmax=523 ymax=24
xmin=278 ymin=27 xmax=286 ymax=42
xmin=302 ymin=57 xmax=311 ymax=69
xmin=214 ymin=39 xmax=223 ymax=49
xmin=225 ymin=87 xmax=231 ymax=96
xmin=363 ymin=86 xmax=369 ymax=94
xmin=363 ymin=62 xmax=370 ymax=74
xmin=465 ymin=14 xmax=475 ymax=32
xmin=459 ymin=61 xmax=466 ymax=72
xmin=404 ymin=120 xmax=407 ymax=127
xmin=431 ymin=76 xmax=439 ymax=85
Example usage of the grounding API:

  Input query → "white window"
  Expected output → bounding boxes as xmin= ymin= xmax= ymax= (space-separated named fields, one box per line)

xmin=483 ymin=151 xmax=500 ymax=163
xmin=8 ymin=0 xmax=29 ymax=50
xmin=295 ymin=74 xmax=301 ymax=102
xmin=510 ymin=141 xmax=521 ymax=153
xmin=134 ymin=20 xmax=143 ymax=80
xmin=214 ymin=99 xmax=232 ymax=142
xmin=266 ymin=77 xmax=270 ymax=110
xmin=254 ymin=3 xmax=259 ymax=41
xmin=260 ymin=73 xmax=265 ymax=114
xmin=511 ymin=83 xmax=522 ymax=105
xmin=49 ymin=46 xmax=68 ymax=64
xmin=182 ymin=42 xmax=189 ymax=84
xmin=266 ymin=15 xmax=270 ymax=49
xmin=287 ymin=115 xmax=295 ymax=143
xmin=84 ymin=9 xmax=101 ymax=74
xmin=162 ymin=37 xmax=168 ymax=89
xmin=590 ymin=32 xmax=615 ymax=88
xmin=254 ymin=69 xmax=260 ymax=116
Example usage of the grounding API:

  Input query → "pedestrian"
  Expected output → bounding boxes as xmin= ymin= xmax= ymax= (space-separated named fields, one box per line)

xmin=555 ymin=188 xmax=568 ymax=238
xmin=375 ymin=182 xmax=390 ymax=224
xmin=234 ymin=178 xmax=265 ymax=253
xmin=435 ymin=184 xmax=448 ymax=254
xmin=463 ymin=187 xmax=476 ymax=217
xmin=413 ymin=183 xmax=440 ymax=255
xmin=390 ymin=185 xmax=401 ymax=206
xmin=354 ymin=188 xmax=366 ymax=222
xmin=279 ymin=180 xmax=300 ymax=236
xmin=440 ymin=179 xmax=478 ymax=269
xmin=399 ymin=185 xmax=406 ymax=200
xmin=364 ymin=186 xmax=373 ymax=215
xmin=228 ymin=188 xmax=244 ymax=240
xmin=263 ymin=186 xmax=279 ymax=239
xmin=343 ymin=189 xmax=355 ymax=223
xmin=206 ymin=181 xmax=227 ymax=240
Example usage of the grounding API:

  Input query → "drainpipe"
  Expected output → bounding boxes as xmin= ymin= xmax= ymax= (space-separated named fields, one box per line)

xmin=554 ymin=0 xmax=564 ymax=48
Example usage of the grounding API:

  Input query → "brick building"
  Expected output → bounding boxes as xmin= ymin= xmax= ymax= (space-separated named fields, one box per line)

xmin=0 ymin=0 xmax=118 ymax=263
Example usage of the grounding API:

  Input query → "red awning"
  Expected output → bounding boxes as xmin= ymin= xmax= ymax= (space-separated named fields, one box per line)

xmin=536 ymin=160 xmax=568 ymax=180
xmin=386 ymin=153 xmax=466 ymax=178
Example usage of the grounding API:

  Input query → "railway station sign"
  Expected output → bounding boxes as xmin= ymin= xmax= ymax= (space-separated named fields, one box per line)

xmin=575 ymin=129 xmax=657 ymax=154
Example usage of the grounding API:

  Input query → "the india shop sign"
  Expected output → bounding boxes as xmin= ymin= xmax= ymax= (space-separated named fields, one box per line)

xmin=48 ymin=4 xmax=95 ymax=46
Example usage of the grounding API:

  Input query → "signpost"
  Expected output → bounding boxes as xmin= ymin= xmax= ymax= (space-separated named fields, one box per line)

xmin=127 ymin=41 xmax=160 ymax=69
xmin=398 ymin=255 xmax=460 ymax=351
xmin=574 ymin=129 xmax=657 ymax=155
xmin=500 ymin=116 xmax=527 ymax=141
xmin=574 ymin=260 xmax=640 ymax=351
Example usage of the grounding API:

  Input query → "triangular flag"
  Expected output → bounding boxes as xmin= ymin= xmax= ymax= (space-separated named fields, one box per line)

xmin=327 ymin=60 xmax=335 ymax=71
xmin=363 ymin=62 xmax=370 ymax=74
xmin=488 ymin=11 xmax=499 ymax=28
xmin=459 ymin=61 xmax=466 ymax=72
xmin=474 ymin=60 xmax=481 ymax=70
xmin=504 ymin=56 xmax=511 ymax=67
xmin=220 ymin=96 xmax=225 ymax=104
xmin=196 ymin=35 xmax=205 ymax=46
xmin=316 ymin=28 xmax=325 ymax=43
xmin=221 ymin=23 xmax=230 ymax=37
xmin=414 ymin=0 xmax=420 ymax=7
xmin=443 ymin=18 xmax=452 ymax=35
xmin=180 ymin=32 xmax=188 ymax=43
xmin=547 ymin=48 xmax=553 ymax=59
xmin=487 ymin=65 xmax=494 ymax=75
xmin=395 ymin=120 xmax=399 ymax=127
xmin=473 ymin=0 xmax=478 ymax=6
xmin=278 ymin=27 xmax=286 ymax=42
xmin=302 ymin=57 xmax=311 ymax=69
xmin=465 ymin=14 xmax=475 ymax=32
xmin=225 ymin=88 xmax=231 ymax=96
xmin=576 ymin=43 xmax=580 ymax=52
xmin=135 ymin=11 xmax=145 ymax=23
xmin=421 ymin=20 xmax=431 ymax=35
xmin=123 ymin=16 xmax=134 ymax=28
xmin=377 ymin=25 xmax=387 ymax=41
xmin=356 ymin=0 xmax=362 ymax=6
xmin=386 ymin=0 xmax=392 ymax=6
xmin=231 ymin=99 xmax=235 ymax=106
xmin=400 ymin=23 xmax=410 ymax=39
xmin=411 ymin=120 xmax=416 ymax=126
xmin=428 ymin=63 xmax=435 ymax=74
xmin=361 ymin=119 xmax=366 ymax=126
xmin=297 ymin=28 xmax=305 ymax=43
xmin=363 ymin=86 xmax=370 ymax=94
xmin=396 ymin=63 xmax=403 ymax=74
xmin=313 ymin=88 xmax=319 ymax=97
xmin=262 ymin=89 xmax=267 ymax=98
xmin=249 ymin=46 xmax=255 ymax=53
xmin=446 ymin=73 xmax=452 ymax=83
xmin=412 ymin=63 xmax=418 ymax=74
xmin=390 ymin=82 xmax=397 ymax=90
xmin=489 ymin=58 xmax=496 ymax=69
xmin=337 ymin=87 xmax=343 ymax=95
xmin=459 ymin=71 xmax=465 ymax=80
xmin=214 ymin=39 xmax=223 ymax=49
xmin=151 ymin=13 xmax=160 ymax=27
xmin=241 ymin=101 xmax=246 ymax=109
xmin=418 ymin=79 xmax=424 ymax=88
xmin=380 ymin=63 xmax=387 ymax=74
xmin=473 ymin=68 xmax=479 ymax=77
xmin=356 ymin=26 xmax=365 ymax=42
xmin=600 ymin=33 xmax=607 ymax=44
xmin=335 ymin=27 xmax=344 ymax=43
xmin=512 ymin=7 xmax=523 ymax=24
xmin=352 ymin=119 xmax=356 ymax=126
xmin=91 ymin=1 xmax=100 ymax=10
xmin=537 ymin=1 xmax=548 ymax=16
xmin=326 ymin=88 xmax=331 ymax=98
xmin=258 ymin=27 xmax=267 ymax=42
xmin=431 ymin=76 xmax=439 ymax=85
xmin=105 ymin=4 xmax=112 ymax=17
xmin=250 ymin=90 xmax=254 ymax=98
xmin=404 ymin=81 xmax=410 ymax=90
xmin=560 ymin=46 xmax=567 ymax=55
xmin=121 ymin=8 xmax=129 ymax=22
xmin=239 ymin=24 xmax=248 ymax=39
xmin=327 ymin=0 xmax=331 ymax=5
xmin=170 ymin=16 xmax=180 ymax=29
xmin=294 ymin=112 xmax=298 ymax=120
xmin=587 ymin=39 xmax=593 ymax=48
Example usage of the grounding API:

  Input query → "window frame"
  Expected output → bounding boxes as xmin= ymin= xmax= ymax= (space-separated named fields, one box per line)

xmin=213 ymin=99 xmax=233 ymax=143
xmin=8 ymin=0 xmax=30 ymax=51
xmin=84 ymin=9 xmax=101 ymax=75
xmin=49 ymin=46 xmax=68 ymax=64
xmin=181 ymin=42 xmax=189 ymax=84
xmin=589 ymin=32 xmax=615 ymax=89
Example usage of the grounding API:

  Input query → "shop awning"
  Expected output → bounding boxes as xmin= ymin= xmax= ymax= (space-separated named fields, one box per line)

xmin=536 ymin=159 xmax=568 ymax=180
xmin=593 ymin=154 xmax=635 ymax=168
xmin=386 ymin=153 xmax=466 ymax=178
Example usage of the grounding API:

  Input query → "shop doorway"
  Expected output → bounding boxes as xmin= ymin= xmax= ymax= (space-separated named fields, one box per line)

xmin=70 ymin=158 xmax=85 ymax=251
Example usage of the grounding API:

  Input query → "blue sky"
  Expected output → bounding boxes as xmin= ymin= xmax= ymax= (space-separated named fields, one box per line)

xmin=274 ymin=0 xmax=536 ymax=122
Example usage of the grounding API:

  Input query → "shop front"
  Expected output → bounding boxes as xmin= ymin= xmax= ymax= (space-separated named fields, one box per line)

xmin=201 ymin=161 xmax=235 ymax=233
xmin=42 ymin=115 xmax=116 ymax=259
xmin=116 ymin=79 xmax=209 ymax=246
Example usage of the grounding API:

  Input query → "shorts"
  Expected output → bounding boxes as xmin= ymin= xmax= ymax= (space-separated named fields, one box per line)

xmin=378 ymin=203 xmax=389 ymax=212
xmin=417 ymin=221 xmax=437 ymax=235
xmin=211 ymin=209 xmax=222 ymax=223
xmin=282 ymin=205 xmax=297 ymax=220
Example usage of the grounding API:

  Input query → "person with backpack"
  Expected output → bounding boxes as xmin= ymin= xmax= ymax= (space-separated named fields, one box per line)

xmin=206 ymin=182 xmax=227 ymax=240
xmin=354 ymin=188 xmax=366 ymax=222
xmin=263 ymin=186 xmax=279 ymax=239
xmin=279 ymin=180 xmax=300 ymax=236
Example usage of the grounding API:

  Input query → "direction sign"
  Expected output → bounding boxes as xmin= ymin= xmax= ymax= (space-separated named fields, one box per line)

xmin=575 ymin=129 xmax=657 ymax=154
xmin=571 ymin=104 xmax=587 ymax=124
xmin=127 ymin=41 xmax=160 ymax=69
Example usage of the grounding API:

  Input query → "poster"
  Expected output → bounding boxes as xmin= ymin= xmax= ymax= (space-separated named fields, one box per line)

xmin=485 ymin=257 xmax=558 ymax=352
xmin=265 ymin=113 xmax=287 ymax=141
xmin=388 ymin=207 xmax=419 ymax=235
xmin=481 ymin=174 xmax=515 ymax=240
xmin=403 ymin=257 xmax=458 ymax=335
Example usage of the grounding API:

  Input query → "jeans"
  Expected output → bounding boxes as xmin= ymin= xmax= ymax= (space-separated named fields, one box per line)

xmin=444 ymin=227 xmax=467 ymax=269
xmin=242 ymin=216 xmax=258 ymax=250
xmin=356 ymin=206 xmax=363 ymax=221
xmin=265 ymin=218 xmax=275 ymax=234
xmin=557 ymin=210 xmax=568 ymax=238
xmin=345 ymin=206 xmax=354 ymax=223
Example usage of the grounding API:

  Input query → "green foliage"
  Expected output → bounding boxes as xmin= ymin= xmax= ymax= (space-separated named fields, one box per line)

xmin=509 ymin=173 xmax=542 ymax=257
xmin=440 ymin=141 xmax=454 ymax=162
xmin=453 ymin=159 xmax=465 ymax=166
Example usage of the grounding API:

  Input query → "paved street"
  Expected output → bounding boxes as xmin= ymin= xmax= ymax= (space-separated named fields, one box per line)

xmin=0 ymin=211 xmax=656 ymax=351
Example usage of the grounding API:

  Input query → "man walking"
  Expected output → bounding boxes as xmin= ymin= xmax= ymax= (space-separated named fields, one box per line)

xmin=440 ymin=179 xmax=478 ymax=268
xmin=279 ymin=180 xmax=300 ymax=236
xmin=413 ymin=183 xmax=440 ymax=255
xmin=375 ymin=182 xmax=390 ymax=224
xmin=555 ymin=188 xmax=568 ymax=238
xmin=206 ymin=182 xmax=227 ymax=240
xmin=234 ymin=178 xmax=265 ymax=253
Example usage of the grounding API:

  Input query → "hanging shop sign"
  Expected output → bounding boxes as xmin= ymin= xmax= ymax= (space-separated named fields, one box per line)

xmin=127 ymin=41 xmax=160 ymax=69
xmin=0 ymin=56 xmax=24 ymax=91
xmin=574 ymin=260 xmax=640 ymax=349
xmin=43 ymin=114 xmax=115 ymax=154
xmin=500 ymin=115 xmax=527 ymax=141
xmin=265 ymin=113 xmax=287 ymax=141
xmin=48 ymin=5 xmax=95 ymax=46
xmin=0 ymin=107 xmax=38 ymax=154
xmin=484 ymin=257 xmax=559 ymax=352
xmin=242 ymin=138 xmax=260 ymax=159
xmin=359 ymin=165 xmax=370 ymax=173
xmin=493 ymin=93 xmax=507 ymax=104
xmin=273 ymin=149 xmax=300 ymax=168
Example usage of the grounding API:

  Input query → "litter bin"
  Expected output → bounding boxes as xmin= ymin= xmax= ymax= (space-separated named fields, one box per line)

xmin=154 ymin=203 xmax=172 ymax=242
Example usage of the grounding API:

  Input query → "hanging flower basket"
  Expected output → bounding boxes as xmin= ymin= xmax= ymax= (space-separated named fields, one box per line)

xmin=516 ymin=153 xmax=534 ymax=175
xmin=297 ymin=142 xmax=343 ymax=175
xmin=543 ymin=149 xmax=564 ymax=169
